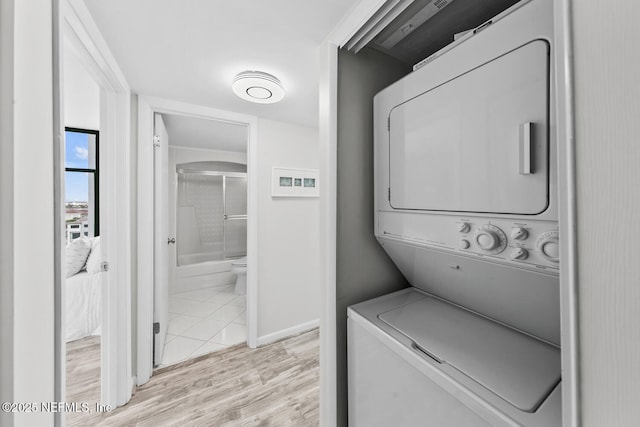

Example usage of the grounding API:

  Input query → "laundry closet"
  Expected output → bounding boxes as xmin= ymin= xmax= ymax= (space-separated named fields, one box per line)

xmin=332 ymin=0 xmax=571 ymax=425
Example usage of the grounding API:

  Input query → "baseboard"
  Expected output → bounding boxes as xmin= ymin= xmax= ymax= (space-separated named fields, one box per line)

xmin=256 ymin=319 xmax=320 ymax=347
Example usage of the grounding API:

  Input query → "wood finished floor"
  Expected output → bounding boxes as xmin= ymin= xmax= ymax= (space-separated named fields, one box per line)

xmin=66 ymin=335 xmax=101 ymax=417
xmin=66 ymin=329 xmax=319 ymax=426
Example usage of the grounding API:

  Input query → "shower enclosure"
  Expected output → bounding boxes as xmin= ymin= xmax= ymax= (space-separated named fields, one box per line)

xmin=176 ymin=161 xmax=247 ymax=266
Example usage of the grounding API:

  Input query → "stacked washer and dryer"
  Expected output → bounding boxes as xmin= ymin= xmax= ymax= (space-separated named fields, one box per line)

xmin=347 ymin=0 xmax=562 ymax=426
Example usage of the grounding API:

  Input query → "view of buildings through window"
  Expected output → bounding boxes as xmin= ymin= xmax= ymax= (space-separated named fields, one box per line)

xmin=65 ymin=128 xmax=99 ymax=244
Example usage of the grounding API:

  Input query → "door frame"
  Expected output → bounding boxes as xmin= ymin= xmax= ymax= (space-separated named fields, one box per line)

xmin=137 ymin=96 xmax=258 ymax=385
xmin=56 ymin=0 xmax=133 ymax=411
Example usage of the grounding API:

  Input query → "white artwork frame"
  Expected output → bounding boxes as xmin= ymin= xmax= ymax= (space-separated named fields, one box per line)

xmin=272 ymin=167 xmax=320 ymax=197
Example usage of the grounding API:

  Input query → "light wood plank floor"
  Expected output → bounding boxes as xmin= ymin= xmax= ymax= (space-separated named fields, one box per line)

xmin=66 ymin=335 xmax=101 ymax=424
xmin=66 ymin=329 xmax=319 ymax=426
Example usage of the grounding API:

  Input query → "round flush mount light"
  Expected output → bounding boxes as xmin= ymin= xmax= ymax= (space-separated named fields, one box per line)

xmin=232 ymin=71 xmax=285 ymax=104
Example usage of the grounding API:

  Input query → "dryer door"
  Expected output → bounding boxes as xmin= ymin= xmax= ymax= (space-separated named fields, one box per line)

xmin=389 ymin=40 xmax=549 ymax=215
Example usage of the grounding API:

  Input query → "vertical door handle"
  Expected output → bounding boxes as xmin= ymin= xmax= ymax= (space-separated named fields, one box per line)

xmin=519 ymin=122 xmax=532 ymax=175
xmin=167 ymin=238 xmax=176 ymax=245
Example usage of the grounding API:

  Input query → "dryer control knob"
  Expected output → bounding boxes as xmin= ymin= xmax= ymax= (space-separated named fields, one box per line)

xmin=460 ymin=239 xmax=470 ymax=249
xmin=457 ymin=222 xmax=471 ymax=233
xmin=536 ymin=231 xmax=560 ymax=263
xmin=510 ymin=227 xmax=529 ymax=240
xmin=511 ymin=248 xmax=529 ymax=260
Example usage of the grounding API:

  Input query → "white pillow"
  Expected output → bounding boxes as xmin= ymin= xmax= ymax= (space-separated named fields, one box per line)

xmin=66 ymin=237 xmax=91 ymax=278
xmin=85 ymin=236 xmax=102 ymax=274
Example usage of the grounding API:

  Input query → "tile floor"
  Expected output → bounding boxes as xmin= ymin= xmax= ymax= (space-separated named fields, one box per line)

xmin=158 ymin=284 xmax=247 ymax=368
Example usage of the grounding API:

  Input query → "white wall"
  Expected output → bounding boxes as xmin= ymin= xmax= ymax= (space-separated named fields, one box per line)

xmin=0 ymin=0 xmax=56 ymax=425
xmin=572 ymin=1 xmax=640 ymax=425
xmin=64 ymin=47 xmax=99 ymax=129
xmin=256 ymin=118 xmax=321 ymax=340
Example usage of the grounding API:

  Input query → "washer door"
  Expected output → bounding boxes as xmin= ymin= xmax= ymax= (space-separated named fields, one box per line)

xmin=389 ymin=40 xmax=549 ymax=215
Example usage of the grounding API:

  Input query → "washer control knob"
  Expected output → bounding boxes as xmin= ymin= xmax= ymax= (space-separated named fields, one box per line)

xmin=460 ymin=239 xmax=470 ymax=249
xmin=477 ymin=232 xmax=498 ymax=250
xmin=510 ymin=227 xmax=529 ymax=240
xmin=457 ymin=222 xmax=471 ymax=233
xmin=475 ymin=225 xmax=507 ymax=254
xmin=542 ymin=241 xmax=560 ymax=258
xmin=536 ymin=231 xmax=560 ymax=263
xmin=510 ymin=248 xmax=529 ymax=260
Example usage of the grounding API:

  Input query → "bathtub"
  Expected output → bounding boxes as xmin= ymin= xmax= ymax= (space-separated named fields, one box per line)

xmin=173 ymin=258 xmax=236 ymax=294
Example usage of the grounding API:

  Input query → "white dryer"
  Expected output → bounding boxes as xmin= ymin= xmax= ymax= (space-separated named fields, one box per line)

xmin=348 ymin=0 xmax=562 ymax=425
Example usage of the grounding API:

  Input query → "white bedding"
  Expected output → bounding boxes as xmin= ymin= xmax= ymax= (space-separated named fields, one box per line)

xmin=65 ymin=271 xmax=102 ymax=342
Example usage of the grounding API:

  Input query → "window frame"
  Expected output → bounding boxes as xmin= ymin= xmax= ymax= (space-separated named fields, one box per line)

xmin=64 ymin=127 xmax=100 ymax=237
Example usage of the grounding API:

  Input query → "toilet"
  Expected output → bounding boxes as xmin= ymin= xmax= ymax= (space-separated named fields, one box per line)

xmin=231 ymin=256 xmax=247 ymax=295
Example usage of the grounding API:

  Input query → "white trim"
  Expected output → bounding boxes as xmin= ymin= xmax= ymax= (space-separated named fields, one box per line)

xmin=321 ymin=5 xmax=386 ymax=425
xmin=553 ymin=0 xmax=580 ymax=426
xmin=52 ymin=3 xmax=65 ymax=424
xmin=327 ymin=0 xmax=390 ymax=47
xmin=60 ymin=0 xmax=132 ymax=409
xmin=137 ymin=96 xmax=259 ymax=385
xmin=0 ymin=1 xmax=16 ymax=422
xmin=318 ymin=40 xmax=339 ymax=427
xmin=256 ymin=319 xmax=320 ymax=347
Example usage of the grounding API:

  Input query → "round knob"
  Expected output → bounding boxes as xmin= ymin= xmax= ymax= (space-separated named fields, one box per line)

xmin=510 ymin=248 xmax=529 ymax=260
xmin=457 ymin=222 xmax=471 ymax=233
xmin=542 ymin=241 xmax=560 ymax=258
xmin=536 ymin=231 xmax=560 ymax=263
xmin=474 ymin=225 xmax=507 ymax=254
xmin=476 ymin=230 xmax=499 ymax=250
xmin=510 ymin=227 xmax=529 ymax=240
xmin=460 ymin=239 xmax=470 ymax=249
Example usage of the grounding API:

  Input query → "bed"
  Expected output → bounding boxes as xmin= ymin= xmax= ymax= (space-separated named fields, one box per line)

xmin=65 ymin=271 xmax=102 ymax=342
xmin=65 ymin=236 xmax=102 ymax=342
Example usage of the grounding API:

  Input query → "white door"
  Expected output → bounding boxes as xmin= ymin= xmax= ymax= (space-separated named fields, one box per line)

xmin=153 ymin=113 xmax=170 ymax=366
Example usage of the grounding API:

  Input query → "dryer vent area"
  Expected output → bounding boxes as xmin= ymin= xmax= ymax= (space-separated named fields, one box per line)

xmin=342 ymin=0 xmax=521 ymax=67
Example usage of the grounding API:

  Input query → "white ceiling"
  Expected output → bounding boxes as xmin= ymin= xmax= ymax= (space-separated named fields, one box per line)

xmin=83 ymin=0 xmax=362 ymax=128
xmin=162 ymin=114 xmax=247 ymax=152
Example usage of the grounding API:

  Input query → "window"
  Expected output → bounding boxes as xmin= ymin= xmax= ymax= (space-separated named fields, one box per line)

xmin=65 ymin=128 xmax=99 ymax=243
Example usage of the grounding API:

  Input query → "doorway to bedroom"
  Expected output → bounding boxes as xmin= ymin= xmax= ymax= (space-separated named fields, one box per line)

xmin=62 ymin=48 xmax=104 ymax=418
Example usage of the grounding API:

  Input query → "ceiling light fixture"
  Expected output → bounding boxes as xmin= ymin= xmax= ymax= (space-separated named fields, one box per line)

xmin=232 ymin=71 xmax=285 ymax=104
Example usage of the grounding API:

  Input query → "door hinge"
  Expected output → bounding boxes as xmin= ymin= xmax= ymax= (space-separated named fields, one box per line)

xmin=153 ymin=322 xmax=160 ymax=334
xmin=388 ymin=187 xmax=391 ymax=201
xmin=100 ymin=261 xmax=109 ymax=272
xmin=153 ymin=135 xmax=161 ymax=148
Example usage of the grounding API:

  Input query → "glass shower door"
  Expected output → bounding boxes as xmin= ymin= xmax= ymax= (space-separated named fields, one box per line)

xmin=223 ymin=176 xmax=247 ymax=259
xmin=176 ymin=173 xmax=225 ymax=265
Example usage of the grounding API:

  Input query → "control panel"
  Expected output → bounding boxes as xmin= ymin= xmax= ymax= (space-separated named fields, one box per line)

xmin=455 ymin=219 xmax=559 ymax=267
xmin=378 ymin=212 xmax=559 ymax=273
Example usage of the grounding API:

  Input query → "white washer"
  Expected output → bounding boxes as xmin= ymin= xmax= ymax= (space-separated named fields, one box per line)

xmin=348 ymin=288 xmax=562 ymax=427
